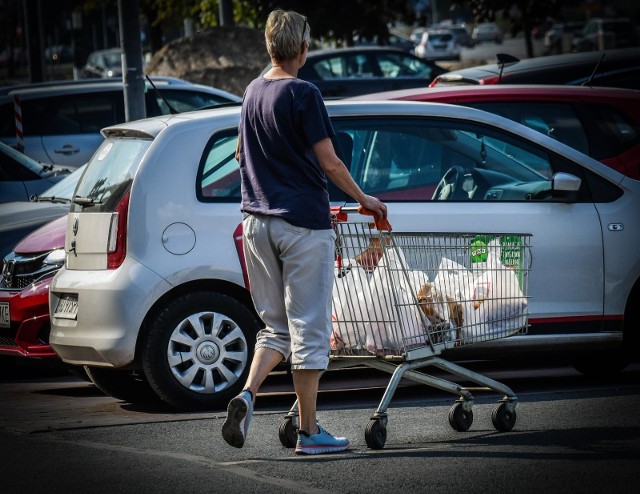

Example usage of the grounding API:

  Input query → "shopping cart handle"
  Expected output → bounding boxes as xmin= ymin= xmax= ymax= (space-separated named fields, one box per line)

xmin=357 ymin=206 xmax=392 ymax=232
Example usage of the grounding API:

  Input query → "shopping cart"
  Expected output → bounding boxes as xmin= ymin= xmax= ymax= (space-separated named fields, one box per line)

xmin=278 ymin=206 xmax=532 ymax=449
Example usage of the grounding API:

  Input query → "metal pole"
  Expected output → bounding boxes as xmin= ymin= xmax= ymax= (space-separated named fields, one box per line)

xmin=118 ymin=0 xmax=146 ymax=122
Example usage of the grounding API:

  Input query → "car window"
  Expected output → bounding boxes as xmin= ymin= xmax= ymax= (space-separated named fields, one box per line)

xmin=196 ymin=118 xmax=565 ymax=204
xmin=576 ymin=103 xmax=640 ymax=160
xmin=72 ymin=138 xmax=150 ymax=212
xmin=21 ymin=92 xmax=124 ymax=136
xmin=374 ymin=52 xmax=435 ymax=78
xmin=465 ymin=102 xmax=589 ymax=156
xmin=151 ymin=89 xmax=235 ymax=115
xmin=198 ymin=130 xmax=241 ymax=201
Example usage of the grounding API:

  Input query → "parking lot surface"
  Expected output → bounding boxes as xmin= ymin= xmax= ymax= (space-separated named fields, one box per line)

xmin=1 ymin=362 xmax=639 ymax=493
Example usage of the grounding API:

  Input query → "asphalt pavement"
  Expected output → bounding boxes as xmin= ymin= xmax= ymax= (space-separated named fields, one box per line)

xmin=1 ymin=361 xmax=640 ymax=493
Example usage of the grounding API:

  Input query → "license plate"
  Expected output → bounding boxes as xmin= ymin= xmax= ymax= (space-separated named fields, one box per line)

xmin=0 ymin=302 xmax=9 ymax=328
xmin=55 ymin=294 xmax=78 ymax=320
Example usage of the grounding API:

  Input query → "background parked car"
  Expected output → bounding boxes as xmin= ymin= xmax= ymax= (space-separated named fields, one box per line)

xmin=353 ymin=31 xmax=416 ymax=52
xmin=351 ymin=85 xmax=640 ymax=180
xmin=0 ymin=77 xmax=242 ymax=168
xmin=471 ymin=22 xmax=503 ymax=44
xmin=572 ymin=18 xmax=640 ymax=52
xmin=0 ymin=166 xmax=83 ymax=361
xmin=83 ymin=48 xmax=123 ymax=78
xmin=0 ymin=141 xmax=70 ymax=204
xmin=429 ymin=48 xmax=640 ymax=90
xmin=449 ymin=24 xmax=475 ymax=48
xmin=266 ymin=46 xmax=447 ymax=98
xmin=414 ymin=29 xmax=461 ymax=61
xmin=49 ymin=101 xmax=639 ymax=411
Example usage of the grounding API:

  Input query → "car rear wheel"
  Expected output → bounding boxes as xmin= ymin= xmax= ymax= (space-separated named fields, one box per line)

xmin=572 ymin=349 xmax=630 ymax=378
xmin=141 ymin=291 xmax=259 ymax=411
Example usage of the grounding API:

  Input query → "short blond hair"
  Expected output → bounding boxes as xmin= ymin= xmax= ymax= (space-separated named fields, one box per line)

xmin=265 ymin=9 xmax=309 ymax=62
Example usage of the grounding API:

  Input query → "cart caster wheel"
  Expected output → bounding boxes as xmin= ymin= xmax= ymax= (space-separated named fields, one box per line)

xmin=365 ymin=419 xmax=387 ymax=449
xmin=448 ymin=402 xmax=473 ymax=432
xmin=278 ymin=417 xmax=298 ymax=448
xmin=491 ymin=402 xmax=516 ymax=432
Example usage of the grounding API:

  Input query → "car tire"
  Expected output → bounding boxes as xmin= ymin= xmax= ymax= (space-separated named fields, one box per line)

xmin=85 ymin=366 xmax=160 ymax=403
xmin=141 ymin=291 xmax=259 ymax=411
xmin=572 ymin=349 xmax=630 ymax=378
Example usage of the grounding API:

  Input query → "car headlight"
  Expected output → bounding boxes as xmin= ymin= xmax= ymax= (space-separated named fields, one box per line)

xmin=43 ymin=248 xmax=66 ymax=267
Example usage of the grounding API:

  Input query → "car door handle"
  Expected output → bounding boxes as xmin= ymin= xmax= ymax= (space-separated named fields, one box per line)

xmin=54 ymin=145 xmax=80 ymax=155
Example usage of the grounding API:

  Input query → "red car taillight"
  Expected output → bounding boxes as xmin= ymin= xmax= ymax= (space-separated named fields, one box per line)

xmin=107 ymin=191 xmax=130 ymax=269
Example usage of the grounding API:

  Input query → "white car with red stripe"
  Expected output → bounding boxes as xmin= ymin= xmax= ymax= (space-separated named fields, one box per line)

xmin=49 ymin=101 xmax=640 ymax=411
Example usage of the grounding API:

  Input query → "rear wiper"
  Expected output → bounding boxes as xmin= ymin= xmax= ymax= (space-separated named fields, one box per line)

xmin=72 ymin=195 xmax=99 ymax=206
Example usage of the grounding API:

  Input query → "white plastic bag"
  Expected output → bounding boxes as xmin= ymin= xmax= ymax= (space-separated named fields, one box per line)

xmin=365 ymin=247 xmax=430 ymax=353
xmin=331 ymin=259 xmax=371 ymax=352
xmin=462 ymin=251 xmax=528 ymax=342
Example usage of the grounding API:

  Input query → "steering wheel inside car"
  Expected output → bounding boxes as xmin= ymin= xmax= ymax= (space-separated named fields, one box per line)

xmin=432 ymin=166 xmax=468 ymax=201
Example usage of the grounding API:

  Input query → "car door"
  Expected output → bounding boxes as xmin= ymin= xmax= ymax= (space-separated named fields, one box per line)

xmin=329 ymin=116 xmax=604 ymax=333
xmin=31 ymin=91 xmax=124 ymax=168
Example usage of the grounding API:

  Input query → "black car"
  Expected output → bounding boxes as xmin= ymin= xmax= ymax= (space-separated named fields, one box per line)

xmin=264 ymin=46 xmax=447 ymax=98
xmin=429 ymin=48 xmax=640 ymax=90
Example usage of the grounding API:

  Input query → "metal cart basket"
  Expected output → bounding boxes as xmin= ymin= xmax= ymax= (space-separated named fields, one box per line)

xmin=278 ymin=207 xmax=532 ymax=449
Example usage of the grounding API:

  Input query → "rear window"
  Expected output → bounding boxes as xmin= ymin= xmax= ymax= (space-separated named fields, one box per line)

xmin=71 ymin=138 xmax=151 ymax=212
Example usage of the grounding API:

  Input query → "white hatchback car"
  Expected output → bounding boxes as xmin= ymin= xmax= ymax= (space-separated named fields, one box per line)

xmin=49 ymin=101 xmax=640 ymax=411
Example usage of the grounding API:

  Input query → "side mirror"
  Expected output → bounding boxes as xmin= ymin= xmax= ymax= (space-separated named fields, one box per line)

xmin=552 ymin=172 xmax=581 ymax=201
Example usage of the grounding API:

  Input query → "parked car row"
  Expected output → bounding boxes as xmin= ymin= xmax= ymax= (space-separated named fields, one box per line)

xmin=17 ymin=95 xmax=631 ymax=411
xmin=2 ymin=49 xmax=639 ymax=412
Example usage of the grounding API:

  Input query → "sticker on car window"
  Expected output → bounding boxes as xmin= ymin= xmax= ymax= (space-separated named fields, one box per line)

xmin=97 ymin=142 xmax=113 ymax=161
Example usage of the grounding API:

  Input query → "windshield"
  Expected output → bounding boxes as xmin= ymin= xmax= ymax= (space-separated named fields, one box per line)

xmin=72 ymin=138 xmax=150 ymax=211
xmin=39 ymin=164 xmax=87 ymax=201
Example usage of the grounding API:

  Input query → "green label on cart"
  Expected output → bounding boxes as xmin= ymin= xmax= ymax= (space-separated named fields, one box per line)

xmin=499 ymin=235 xmax=524 ymax=288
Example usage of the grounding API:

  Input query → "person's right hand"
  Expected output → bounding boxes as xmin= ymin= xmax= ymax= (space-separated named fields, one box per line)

xmin=359 ymin=194 xmax=387 ymax=220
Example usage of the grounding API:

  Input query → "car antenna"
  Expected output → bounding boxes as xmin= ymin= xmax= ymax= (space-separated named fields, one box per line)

xmin=496 ymin=53 xmax=519 ymax=83
xmin=582 ymin=52 xmax=606 ymax=87
xmin=145 ymin=74 xmax=179 ymax=114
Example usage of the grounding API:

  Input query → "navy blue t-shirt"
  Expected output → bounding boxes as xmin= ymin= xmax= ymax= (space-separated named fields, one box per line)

xmin=238 ymin=76 xmax=335 ymax=230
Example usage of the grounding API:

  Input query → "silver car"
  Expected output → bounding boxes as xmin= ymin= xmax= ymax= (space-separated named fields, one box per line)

xmin=49 ymin=101 xmax=640 ymax=411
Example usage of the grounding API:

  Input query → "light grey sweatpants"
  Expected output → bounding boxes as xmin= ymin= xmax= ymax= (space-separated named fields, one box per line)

xmin=242 ymin=214 xmax=336 ymax=370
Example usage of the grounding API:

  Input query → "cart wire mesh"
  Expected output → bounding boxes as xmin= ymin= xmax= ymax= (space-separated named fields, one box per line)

xmin=330 ymin=213 xmax=532 ymax=359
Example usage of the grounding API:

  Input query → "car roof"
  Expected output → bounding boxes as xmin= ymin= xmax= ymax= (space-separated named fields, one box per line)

xmin=433 ymin=47 xmax=640 ymax=84
xmin=0 ymin=77 xmax=241 ymax=102
xmin=348 ymin=84 xmax=640 ymax=102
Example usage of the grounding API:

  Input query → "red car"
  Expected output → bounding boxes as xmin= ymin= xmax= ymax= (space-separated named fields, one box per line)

xmin=0 ymin=216 xmax=66 ymax=359
xmin=351 ymin=84 xmax=640 ymax=179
